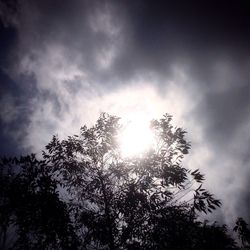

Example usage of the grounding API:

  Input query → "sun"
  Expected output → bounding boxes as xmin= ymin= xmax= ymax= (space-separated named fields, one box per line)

xmin=119 ymin=114 xmax=155 ymax=157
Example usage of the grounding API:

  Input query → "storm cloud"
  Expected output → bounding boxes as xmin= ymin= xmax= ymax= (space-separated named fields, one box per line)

xmin=1 ymin=0 xmax=250 ymax=225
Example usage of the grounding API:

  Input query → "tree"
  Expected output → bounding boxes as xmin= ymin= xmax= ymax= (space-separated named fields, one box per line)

xmin=234 ymin=217 xmax=250 ymax=249
xmin=0 ymin=113 xmax=239 ymax=249
xmin=42 ymin=113 xmax=235 ymax=249
xmin=0 ymin=155 xmax=79 ymax=250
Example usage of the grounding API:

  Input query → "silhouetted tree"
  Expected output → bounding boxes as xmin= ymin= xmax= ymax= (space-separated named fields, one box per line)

xmin=234 ymin=217 xmax=250 ymax=249
xmin=0 ymin=113 xmax=241 ymax=249
xmin=42 ymin=113 xmax=236 ymax=249
xmin=0 ymin=155 xmax=79 ymax=250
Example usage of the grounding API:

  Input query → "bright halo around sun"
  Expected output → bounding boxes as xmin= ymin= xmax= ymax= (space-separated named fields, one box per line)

xmin=119 ymin=115 xmax=155 ymax=158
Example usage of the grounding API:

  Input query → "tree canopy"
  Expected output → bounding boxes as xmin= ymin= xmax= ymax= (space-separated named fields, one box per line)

xmin=0 ymin=113 xmax=248 ymax=249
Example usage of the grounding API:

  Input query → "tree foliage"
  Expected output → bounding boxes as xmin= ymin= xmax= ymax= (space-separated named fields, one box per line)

xmin=234 ymin=218 xmax=250 ymax=249
xmin=0 ymin=113 xmax=246 ymax=249
xmin=0 ymin=155 xmax=79 ymax=249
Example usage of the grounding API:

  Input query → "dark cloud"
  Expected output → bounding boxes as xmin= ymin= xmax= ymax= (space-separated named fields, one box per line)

xmin=1 ymin=0 xmax=250 ymax=224
xmin=112 ymin=1 xmax=250 ymax=79
xmin=197 ymin=83 xmax=250 ymax=145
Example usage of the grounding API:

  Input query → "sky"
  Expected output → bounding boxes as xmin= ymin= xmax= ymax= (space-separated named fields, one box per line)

xmin=0 ymin=0 xmax=250 ymax=226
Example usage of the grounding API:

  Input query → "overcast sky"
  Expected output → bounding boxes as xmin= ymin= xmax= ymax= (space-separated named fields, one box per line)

xmin=1 ymin=0 xmax=250 ymax=226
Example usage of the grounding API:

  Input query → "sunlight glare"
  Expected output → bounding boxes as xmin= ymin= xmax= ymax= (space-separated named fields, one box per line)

xmin=119 ymin=115 xmax=155 ymax=157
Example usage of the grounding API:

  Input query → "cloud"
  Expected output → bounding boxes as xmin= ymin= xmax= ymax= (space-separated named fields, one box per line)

xmin=1 ymin=0 xmax=250 ymax=226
